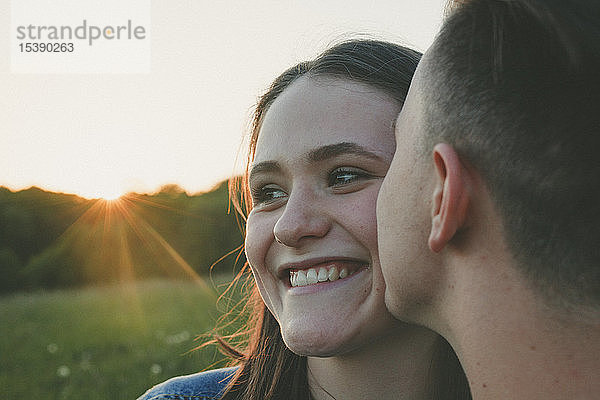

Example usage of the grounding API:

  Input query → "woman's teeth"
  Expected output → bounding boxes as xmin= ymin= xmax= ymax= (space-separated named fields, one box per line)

xmin=289 ymin=265 xmax=352 ymax=287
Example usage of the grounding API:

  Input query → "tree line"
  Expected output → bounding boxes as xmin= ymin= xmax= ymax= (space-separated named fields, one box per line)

xmin=0 ymin=181 xmax=245 ymax=294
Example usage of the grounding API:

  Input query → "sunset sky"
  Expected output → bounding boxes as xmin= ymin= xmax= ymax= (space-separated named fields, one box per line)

xmin=1 ymin=0 xmax=446 ymax=200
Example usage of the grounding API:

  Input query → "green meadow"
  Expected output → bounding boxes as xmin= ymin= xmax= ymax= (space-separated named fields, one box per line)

xmin=0 ymin=278 xmax=241 ymax=400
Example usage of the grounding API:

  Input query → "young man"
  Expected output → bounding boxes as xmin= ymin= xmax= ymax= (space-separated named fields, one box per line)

xmin=377 ymin=0 xmax=600 ymax=398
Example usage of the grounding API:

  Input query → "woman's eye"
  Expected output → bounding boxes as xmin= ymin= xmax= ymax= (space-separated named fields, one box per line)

xmin=251 ymin=185 xmax=287 ymax=206
xmin=328 ymin=168 xmax=371 ymax=187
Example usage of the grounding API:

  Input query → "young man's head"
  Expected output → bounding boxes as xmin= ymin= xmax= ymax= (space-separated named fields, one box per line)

xmin=377 ymin=0 xmax=600 ymax=324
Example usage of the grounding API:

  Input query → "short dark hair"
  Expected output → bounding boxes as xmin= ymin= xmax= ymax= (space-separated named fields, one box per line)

xmin=424 ymin=0 xmax=600 ymax=311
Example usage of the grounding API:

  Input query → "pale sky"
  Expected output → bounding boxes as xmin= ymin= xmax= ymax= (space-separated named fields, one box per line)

xmin=1 ymin=0 xmax=446 ymax=199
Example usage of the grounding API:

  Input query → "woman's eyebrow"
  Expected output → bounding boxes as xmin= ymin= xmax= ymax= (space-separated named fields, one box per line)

xmin=249 ymin=161 xmax=280 ymax=182
xmin=307 ymin=142 xmax=383 ymax=162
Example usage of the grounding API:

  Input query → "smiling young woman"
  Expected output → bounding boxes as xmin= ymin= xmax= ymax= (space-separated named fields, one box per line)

xmin=245 ymin=75 xmax=402 ymax=360
xmin=138 ymin=39 xmax=471 ymax=400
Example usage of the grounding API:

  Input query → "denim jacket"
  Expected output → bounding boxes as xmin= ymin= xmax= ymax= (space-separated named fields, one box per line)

xmin=137 ymin=367 xmax=237 ymax=400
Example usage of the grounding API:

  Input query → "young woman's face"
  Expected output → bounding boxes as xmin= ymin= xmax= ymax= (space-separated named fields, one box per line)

xmin=245 ymin=76 xmax=403 ymax=356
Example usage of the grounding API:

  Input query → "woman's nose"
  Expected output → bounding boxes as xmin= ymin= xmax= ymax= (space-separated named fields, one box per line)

xmin=272 ymin=188 xmax=331 ymax=247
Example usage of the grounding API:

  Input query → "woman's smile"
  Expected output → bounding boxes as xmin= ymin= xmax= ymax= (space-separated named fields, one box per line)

xmin=288 ymin=260 xmax=367 ymax=288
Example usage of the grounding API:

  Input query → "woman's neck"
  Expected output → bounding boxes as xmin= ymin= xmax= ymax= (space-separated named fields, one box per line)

xmin=307 ymin=323 xmax=440 ymax=400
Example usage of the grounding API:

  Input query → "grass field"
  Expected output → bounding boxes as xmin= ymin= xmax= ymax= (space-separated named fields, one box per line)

xmin=0 ymin=278 xmax=242 ymax=399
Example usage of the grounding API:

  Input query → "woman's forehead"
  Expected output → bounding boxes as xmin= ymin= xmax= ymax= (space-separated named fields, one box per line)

xmin=253 ymin=76 xmax=399 ymax=164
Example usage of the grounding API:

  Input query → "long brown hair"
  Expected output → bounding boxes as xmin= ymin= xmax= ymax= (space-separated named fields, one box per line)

xmin=216 ymin=39 xmax=471 ymax=400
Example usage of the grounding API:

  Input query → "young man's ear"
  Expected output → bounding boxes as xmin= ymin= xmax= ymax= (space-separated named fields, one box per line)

xmin=428 ymin=143 xmax=470 ymax=253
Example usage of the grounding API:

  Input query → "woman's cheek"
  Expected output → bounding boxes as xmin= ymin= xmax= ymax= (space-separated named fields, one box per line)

xmin=244 ymin=210 xmax=274 ymax=276
xmin=344 ymin=187 xmax=380 ymax=249
xmin=245 ymin=211 xmax=282 ymax=320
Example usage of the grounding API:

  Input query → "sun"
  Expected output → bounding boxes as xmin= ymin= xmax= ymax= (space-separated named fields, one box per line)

xmin=100 ymin=191 xmax=124 ymax=201
xmin=83 ymin=187 xmax=126 ymax=201
xmin=75 ymin=180 xmax=132 ymax=201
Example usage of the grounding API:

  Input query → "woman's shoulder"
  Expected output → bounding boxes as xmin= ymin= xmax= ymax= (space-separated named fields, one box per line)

xmin=137 ymin=366 xmax=238 ymax=400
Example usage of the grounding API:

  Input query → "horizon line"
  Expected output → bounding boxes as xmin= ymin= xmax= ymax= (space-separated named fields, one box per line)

xmin=0 ymin=178 xmax=236 ymax=201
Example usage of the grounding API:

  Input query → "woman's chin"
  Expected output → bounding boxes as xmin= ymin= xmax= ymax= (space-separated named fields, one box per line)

xmin=281 ymin=328 xmax=356 ymax=357
xmin=284 ymin=341 xmax=345 ymax=357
